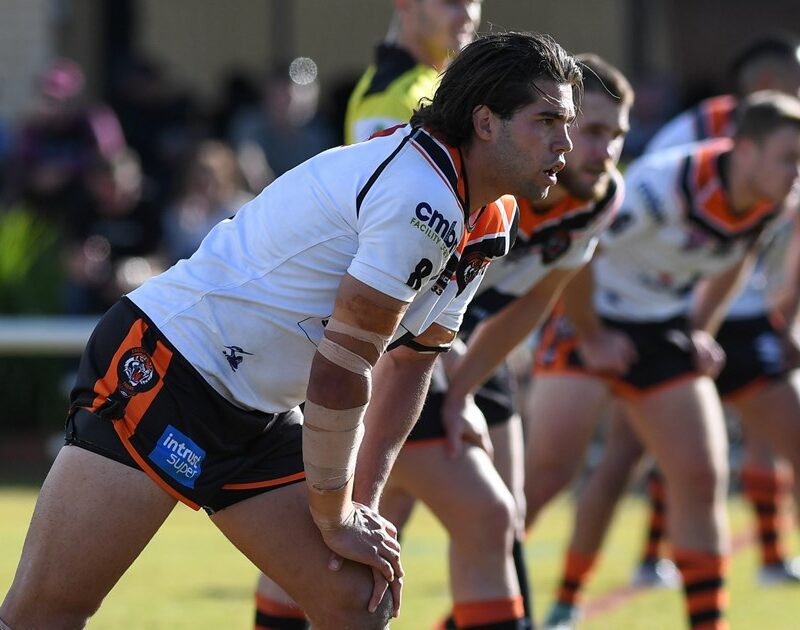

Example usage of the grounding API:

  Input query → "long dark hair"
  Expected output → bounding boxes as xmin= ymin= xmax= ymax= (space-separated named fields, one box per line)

xmin=410 ymin=32 xmax=583 ymax=146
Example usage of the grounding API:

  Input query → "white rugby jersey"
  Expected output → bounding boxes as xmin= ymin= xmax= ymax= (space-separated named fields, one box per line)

xmin=129 ymin=125 xmax=517 ymax=412
xmin=463 ymin=169 xmax=623 ymax=329
xmin=643 ymin=94 xmax=776 ymax=317
xmin=595 ymin=139 xmax=780 ymax=321
xmin=645 ymin=95 xmax=737 ymax=155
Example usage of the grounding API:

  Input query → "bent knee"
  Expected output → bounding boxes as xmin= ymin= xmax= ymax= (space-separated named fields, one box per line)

xmin=304 ymin=563 xmax=392 ymax=630
xmin=670 ymin=460 xmax=728 ymax=501
xmin=451 ymin=489 xmax=516 ymax=550
xmin=0 ymin=595 xmax=100 ymax=630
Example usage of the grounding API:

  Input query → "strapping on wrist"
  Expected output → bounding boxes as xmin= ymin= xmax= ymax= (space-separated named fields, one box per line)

xmin=307 ymin=476 xmax=356 ymax=531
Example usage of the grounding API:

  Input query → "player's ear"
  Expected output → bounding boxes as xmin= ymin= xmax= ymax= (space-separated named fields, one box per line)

xmin=472 ymin=104 xmax=494 ymax=141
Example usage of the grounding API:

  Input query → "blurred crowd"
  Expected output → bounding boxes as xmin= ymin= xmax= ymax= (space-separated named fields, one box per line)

xmin=0 ymin=56 xmax=339 ymax=316
xmin=0 ymin=54 xmax=678 ymax=318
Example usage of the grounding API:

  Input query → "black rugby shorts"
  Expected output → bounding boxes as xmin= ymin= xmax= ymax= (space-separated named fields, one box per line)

xmin=66 ymin=298 xmax=305 ymax=513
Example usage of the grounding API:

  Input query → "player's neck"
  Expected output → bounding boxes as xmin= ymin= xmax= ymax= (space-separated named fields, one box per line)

xmin=726 ymin=150 xmax=761 ymax=213
xmin=460 ymin=142 xmax=499 ymax=212
xmin=530 ymin=185 xmax=568 ymax=211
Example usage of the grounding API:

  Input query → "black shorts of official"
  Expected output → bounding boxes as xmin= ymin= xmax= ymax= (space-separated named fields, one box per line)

xmin=405 ymin=358 xmax=516 ymax=445
xmin=65 ymin=298 xmax=305 ymax=514
xmin=534 ymin=312 xmax=699 ymax=397
xmin=715 ymin=315 xmax=788 ymax=400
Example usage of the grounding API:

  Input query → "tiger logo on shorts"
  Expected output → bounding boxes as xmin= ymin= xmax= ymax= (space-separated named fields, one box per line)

xmin=118 ymin=347 xmax=159 ymax=397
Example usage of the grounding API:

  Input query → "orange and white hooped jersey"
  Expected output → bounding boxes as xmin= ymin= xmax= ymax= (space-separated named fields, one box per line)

xmin=595 ymin=139 xmax=781 ymax=321
xmin=484 ymin=170 xmax=622 ymax=295
xmin=459 ymin=170 xmax=622 ymax=328
xmin=645 ymin=95 xmax=737 ymax=155
xmin=644 ymin=94 xmax=791 ymax=318
xmin=128 ymin=125 xmax=517 ymax=412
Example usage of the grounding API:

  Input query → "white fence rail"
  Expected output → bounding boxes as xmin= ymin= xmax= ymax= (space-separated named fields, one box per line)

xmin=0 ymin=316 xmax=98 ymax=355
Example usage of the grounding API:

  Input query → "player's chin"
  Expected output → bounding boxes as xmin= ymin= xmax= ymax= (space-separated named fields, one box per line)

xmin=528 ymin=184 xmax=550 ymax=200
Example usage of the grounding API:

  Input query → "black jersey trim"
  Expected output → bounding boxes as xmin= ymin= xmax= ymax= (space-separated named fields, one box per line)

xmin=680 ymin=154 xmax=774 ymax=242
xmin=355 ymin=128 xmax=416 ymax=216
xmin=693 ymin=104 xmax=708 ymax=142
xmin=364 ymin=44 xmax=420 ymax=98
xmin=413 ymin=131 xmax=464 ymax=210
xmin=355 ymin=127 xmax=464 ymax=217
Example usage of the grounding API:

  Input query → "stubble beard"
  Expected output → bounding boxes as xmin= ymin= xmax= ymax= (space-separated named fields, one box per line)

xmin=559 ymin=166 xmax=609 ymax=203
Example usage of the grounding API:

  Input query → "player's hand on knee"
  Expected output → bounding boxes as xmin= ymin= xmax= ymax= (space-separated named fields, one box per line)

xmin=442 ymin=394 xmax=493 ymax=459
xmin=577 ymin=328 xmax=637 ymax=375
xmin=318 ymin=501 xmax=403 ymax=611
xmin=689 ymin=329 xmax=725 ymax=377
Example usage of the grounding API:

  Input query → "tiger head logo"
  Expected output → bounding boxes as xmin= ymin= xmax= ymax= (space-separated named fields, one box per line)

xmin=117 ymin=347 xmax=158 ymax=397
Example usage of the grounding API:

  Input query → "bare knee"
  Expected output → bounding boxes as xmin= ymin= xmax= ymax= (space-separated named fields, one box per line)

xmin=669 ymin=457 xmax=727 ymax=504
xmin=304 ymin=563 xmax=392 ymax=630
xmin=1 ymin=588 xmax=100 ymax=630
xmin=452 ymin=487 xmax=516 ymax=554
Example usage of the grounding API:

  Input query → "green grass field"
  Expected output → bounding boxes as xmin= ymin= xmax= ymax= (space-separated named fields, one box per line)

xmin=1 ymin=486 xmax=798 ymax=629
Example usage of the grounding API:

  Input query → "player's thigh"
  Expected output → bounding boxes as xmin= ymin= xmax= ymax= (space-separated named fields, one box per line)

xmin=210 ymin=481 xmax=381 ymax=624
xmin=734 ymin=377 xmax=800 ymax=466
xmin=3 ymin=446 xmax=176 ymax=618
xmin=489 ymin=414 xmax=525 ymax=502
xmin=255 ymin=572 xmax=297 ymax=607
xmin=524 ymin=374 xmax=610 ymax=473
xmin=622 ymin=377 xmax=728 ymax=484
xmin=379 ymin=483 xmax=417 ymax=533
xmin=389 ymin=442 xmax=515 ymax=541
xmin=601 ymin=403 xmax=646 ymax=471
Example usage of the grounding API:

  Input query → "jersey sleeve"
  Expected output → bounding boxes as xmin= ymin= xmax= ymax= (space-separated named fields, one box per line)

xmin=433 ymin=266 xmax=488 ymax=332
xmin=347 ymin=177 xmax=458 ymax=303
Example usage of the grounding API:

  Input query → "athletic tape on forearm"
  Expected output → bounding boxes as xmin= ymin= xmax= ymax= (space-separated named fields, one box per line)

xmin=303 ymin=400 xmax=367 ymax=492
xmin=325 ymin=319 xmax=391 ymax=354
xmin=317 ymin=336 xmax=372 ymax=376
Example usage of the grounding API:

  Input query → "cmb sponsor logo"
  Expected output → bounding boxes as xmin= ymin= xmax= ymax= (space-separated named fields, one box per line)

xmin=410 ymin=202 xmax=459 ymax=256
xmin=149 ymin=425 xmax=206 ymax=488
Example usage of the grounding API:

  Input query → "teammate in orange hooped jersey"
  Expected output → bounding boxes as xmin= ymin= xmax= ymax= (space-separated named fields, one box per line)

xmin=533 ymin=92 xmax=800 ymax=630
xmin=537 ymin=37 xmax=800 ymax=616
xmin=372 ymin=54 xmax=632 ymax=630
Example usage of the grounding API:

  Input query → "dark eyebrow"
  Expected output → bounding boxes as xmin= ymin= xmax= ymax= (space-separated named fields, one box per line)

xmin=536 ymin=108 xmax=578 ymax=124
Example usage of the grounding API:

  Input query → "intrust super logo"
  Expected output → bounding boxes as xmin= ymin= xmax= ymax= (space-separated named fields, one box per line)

xmin=149 ymin=425 xmax=206 ymax=488
xmin=410 ymin=202 xmax=459 ymax=257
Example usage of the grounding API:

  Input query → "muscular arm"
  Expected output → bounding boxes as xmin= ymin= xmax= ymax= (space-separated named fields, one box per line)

xmin=561 ymin=261 xmax=636 ymax=373
xmin=690 ymin=252 xmax=756 ymax=335
xmin=559 ymin=262 xmax=603 ymax=339
xmin=303 ymin=273 xmax=418 ymax=612
xmin=688 ymin=252 xmax=757 ymax=377
xmin=304 ymin=275 xmax=407 ymax=522
xmin=354 ymin=324 xmax=454 ymax=509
